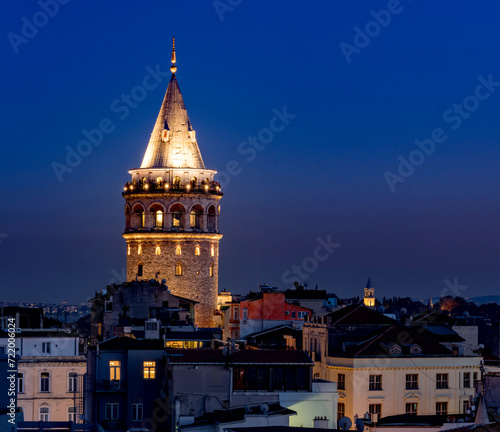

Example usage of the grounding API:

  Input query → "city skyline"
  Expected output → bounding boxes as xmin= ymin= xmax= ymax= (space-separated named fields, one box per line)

xmin=1 ymin=1 xmax=500 ymax=304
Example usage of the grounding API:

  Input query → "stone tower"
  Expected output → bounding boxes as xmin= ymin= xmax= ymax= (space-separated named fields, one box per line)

xmin=122 ymin=40 xmax=223 ymax=327
xmin=363 ymin=277 xmax=375 ymax=308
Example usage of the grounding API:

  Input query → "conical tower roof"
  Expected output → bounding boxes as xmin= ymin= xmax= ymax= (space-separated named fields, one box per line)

xmin=140 ymin=40 xmax=205 ymax=169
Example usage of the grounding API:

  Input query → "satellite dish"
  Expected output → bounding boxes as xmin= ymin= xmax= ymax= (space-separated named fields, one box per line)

xmin=377 ymin=306 xmax=385 ymax=314
xmin=356 ymin=418 xmax=365 ymax=432
xmin=463 ymin=311 xmax=470 ymax=318
xmin=244 ymin=404 xmax=251 ymax=413
xmin=339 ymin=417 xmax=352 ymax=431
xmin=161 ymin=279 xmax=167 ymax=285
xmin=478 ymin=344 xmax=484 ymax=350
xmin=400 ymin=307 xmax=407 ymax=316
xmin=304 ymin=282 xmax=309 ymax=288
xmin=260 ymin=404 xmax=269 ymax=414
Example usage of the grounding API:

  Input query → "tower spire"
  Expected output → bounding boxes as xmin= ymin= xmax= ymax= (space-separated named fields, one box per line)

xmin=170 ymin=37 xmax=177 ymax=74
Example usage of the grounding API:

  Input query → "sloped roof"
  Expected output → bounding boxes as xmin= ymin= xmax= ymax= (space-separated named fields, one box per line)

xmin=327 ymin=304 xmax=395 ymax=325
xmin=140 ymin=73 xmax=205 ymax=169
xmin=335 ymin=325 xmax=453 ymax=357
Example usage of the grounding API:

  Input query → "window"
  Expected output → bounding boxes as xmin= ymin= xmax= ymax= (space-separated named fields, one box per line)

xmin=209 ymin=264 xmax=214 ymax=277
xmin=109 ymin=361 xmax=121 ymax=381
xmin=39 ymin=406 xmax=50 ymax=421
xmin=473 ymin=372 xmax=479 ymax=388
xmin=156 ymin=176 xmax=163 ymax=185
xmin=406 ymin=403 xmax=418 ymax=415
xmin=410 ymin=344 xmax=422 ymax=354
xmin=175 ymin=263 xmax=183 ymax=276
xmin=291 ymin=311 xmax=296 ymax=319
xmin=132 ymin=399 xmax=143 ymax=421
xmin=338 ymin=402 xmax=345 ymax=418
xmin=127 ymin=246 xmax=131 ymax=255
xmin=233 ymin=306 xmax=239 ymax=321
xmin=68 ymin=372 xmax=78 ymax=393
xmin=463 ymin=372 xmax=471 ymax=388
xmin=436 ymin=401 xmax=448 ymax=415
xmin=68 ymin=406 xmax=77 ymax=422
xmin=173 ymin=176 xmax=181 ymax=188
xmin=138 ymin=245 xmax=142 ymax=255
xmin=97 ymin=323 xmax=102 ymax=336
xmin=211 ymin=245 xmax=215 ymax=257
xmin=369 ymin=375 xmax=382 ymax=390
xmin=436 ymin=373 xmax=448 ymax=389
xmin=40 ymin=372 xmax=50 ymax=392
xmin=105 ymin=298 xmax=113 ymax=312
xmin=175 ymin=245 xmax=182 ymax=255
xmin=190 ymin=211 xmax=197 ymax=227
xmin=390 ymin=344 xmax=402 ymax=355
xmin=155 ymin=210 xmax=163 ymax=227
xmin=42 ymin=342 xmax=51 ymax=354
xmin=173 ymin=211 xmax=181 ymax=227
xmin=406 ymin=374 xmax=418 ymax=390
xmin=195 ymin=246 xmax=200 ymax=256
xmin=137 ymin=264 xmax=143 ymax=277
xmin=143 ymin=361 xmax=156 ymax=379
xmin=463 ymin=400 xmax=470 ymax=414
xmin=338 ymin=373 xmax=346 ymax=390
xmin=18 ymin=373 xmax=24 ymax=393
xmin=242 ymin=307 xmax=248 ymax=321
xmin=141 ymin=211 xmax=145 ymax=228
xmin=155 ymin=246 xmax=161 ymax=255
xmin=369 ymin=404 xmax=382 ymax=420
xmin=105 ymin=399 xmax=119 ymax=420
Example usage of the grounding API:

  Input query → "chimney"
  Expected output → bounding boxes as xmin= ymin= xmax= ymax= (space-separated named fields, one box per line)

xmin=313 ymin=416 xmax=329 ymax=429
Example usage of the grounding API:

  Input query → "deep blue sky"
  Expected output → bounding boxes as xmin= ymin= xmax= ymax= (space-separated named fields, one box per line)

xmin=1 ymin=1 xmax=499 ymax=304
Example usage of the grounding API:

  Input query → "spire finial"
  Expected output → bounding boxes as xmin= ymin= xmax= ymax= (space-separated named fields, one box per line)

xmin=170 ymin=37 xmax=177 ymax=74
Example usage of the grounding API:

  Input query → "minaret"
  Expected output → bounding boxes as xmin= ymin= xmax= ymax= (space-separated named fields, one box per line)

xmin=122 ymin=39 xmax=223 ymax=327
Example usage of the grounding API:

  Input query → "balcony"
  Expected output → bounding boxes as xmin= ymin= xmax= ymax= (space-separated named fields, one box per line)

xmin=95 ymin=379 xmax=127 ymax=392
xmin=123 ymin=180 xmax=223 ymax=196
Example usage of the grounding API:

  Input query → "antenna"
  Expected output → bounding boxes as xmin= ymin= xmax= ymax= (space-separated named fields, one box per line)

xmin=338 ymin=417 xmax=352 ymax=431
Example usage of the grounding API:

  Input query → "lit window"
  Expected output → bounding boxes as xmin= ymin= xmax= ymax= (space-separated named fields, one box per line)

xmin=173 ymin=211 xmax=181 ymax=227
xmin=190 ymin=211 xmax=196 ymax=227
xmin=173 ymin=176 xmax=181 ymax=188
xmin=210 ymin=264 xmax=214 ymax=277
xmin=436 ymin=373 xmax=448 ymax=389
xmin=211 ymin=245 xmax=215 ymax=257
xmin=105 ymin=399 xmax=119 ymax=420
xmin=436 ymin=401 xmax=448 ymax=415
xmin=406 ymin=374 xmax=418 ymax=390
xmin=156 ymin=210 xmax=163 ymax=227
xmin=195 ymin=246 xmax=200 ymax=256
xmin=369 ymin=375 xmax=382 ymax=391
xmin=138 ymin=245 xmax=142 ymax=255
xmin=110 ymin=361 xmax=121 ymax=381
xmin=42 ymin=342 xmax=51 ymax=354
xmin=40 ymin=372 xmax=50 ymax=392
xmin=156 ymin=176 xmax=163 ymax=185
xmin=143 ymin=361 xmax=156 ymax=379
xmin=155 ymin=246 xmax=161 ymax=255
xmin=127 ymin=246 xmax=131 ymax=255
xmin=406 ymin=403 xmax=418 ymax=415
xmin=141 ymin=211 xmax=145 ymax=227
xmin=68 ymin=406 xmax=77 ymax=422
xmin=40 ymin=406 xmax=50 ymax=421
xmin=97 ymin=323 xmax=102 ymax=336
xmin=132 ymin=399 xmax=143 ymax=421
xmin=175 ymin=263 xmax=183 ymax=276
xmin=175 ymin=245 xmax=182 ymax=255
xmin=18 ymin=373 xmax=24 ymax=393
xmin=68 ymin=372 xmax=78 ymax=393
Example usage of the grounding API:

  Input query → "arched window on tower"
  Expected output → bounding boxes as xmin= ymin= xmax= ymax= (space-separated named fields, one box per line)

xmin=209 ymin=264 xmax=214 ymax=277
xmin=190 ymin=177 xmax=197 ymax=189
xmin=137 ymin=263 xmax=143 ymax=277
xmin=190 ymin=204 xmax=203 ymax=230
xmin=195 ymin=246 xmax=200 ymax=256
xmin=156 ymin=176 xmax=163 ymax=186
xmin=211 ymin=245 xmax=215 ymax=257
xmin=132 ymin=204 xmax=145 ymax=230
xmin=173 ymin=176 xmax=181 ymax=189
xmin=170 ymin=204 xmax=185 ymax=229
xmin=138 ymin=245 xmax=142 ymax=255
xmin=175 ymin=263 xmax=183 ymax=276
xmin=175 ymin=245 xmax=182 ymax=255
xmin=156 ymin=210 xmax=163 ymax=227
xmin=207 ymin=205 xmax=216 ymax=233
xmin=127 ymin=246 xmax=131 ymax=256
xmin=155 ymin=246 xmax=161 ymax=256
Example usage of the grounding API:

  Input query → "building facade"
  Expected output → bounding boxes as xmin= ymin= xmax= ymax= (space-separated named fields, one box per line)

xmin=122 ymin=40 xmax=222 ymax=327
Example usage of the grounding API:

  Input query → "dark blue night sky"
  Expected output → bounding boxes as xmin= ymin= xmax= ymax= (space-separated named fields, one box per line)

xmin=1 ymin=1 xmax=499 ymax=303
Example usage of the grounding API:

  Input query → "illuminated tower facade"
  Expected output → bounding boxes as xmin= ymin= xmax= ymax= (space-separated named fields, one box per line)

xmin=363 ymin=278 xmax=376 ymax=308
xmin=122 ymin=40 xmax=223 ymax=327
